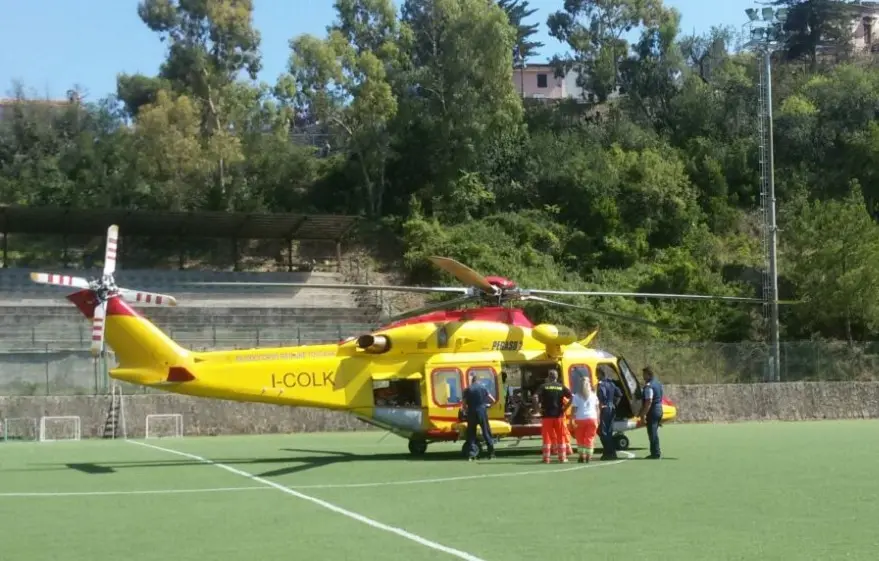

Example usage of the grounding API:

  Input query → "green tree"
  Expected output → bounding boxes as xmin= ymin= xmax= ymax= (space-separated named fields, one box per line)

xmin=547 ymin=0 xmax=668 ymax=102
xmin=288 ymin=0 xmax=403 ymax=218
xmin=132 ymin=0 xmax=262 ymax=209
xmin=781 ymin=185 xmax=879 ymax=342
xmin=398 ymin=0 xmax=523 ymax=219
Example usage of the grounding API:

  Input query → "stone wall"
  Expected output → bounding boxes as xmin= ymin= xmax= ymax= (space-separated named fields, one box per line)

xmin=2 ymin=382 xmax=878 ymax=439
xmin=664 ymin=381 xmax=879 ymax=422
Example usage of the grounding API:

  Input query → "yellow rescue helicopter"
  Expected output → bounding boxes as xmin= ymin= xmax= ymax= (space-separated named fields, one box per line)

xmin=30 ymin=225 xmax=765 ymax=456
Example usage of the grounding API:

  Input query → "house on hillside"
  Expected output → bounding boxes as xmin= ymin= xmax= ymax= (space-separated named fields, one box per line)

xmin=511 ymin=61 xmax=621 ymax=104
xmin=852 ymin=1 xmax=879 ymax=54
xmin=0 ymin=91 xmax=80 ymax=123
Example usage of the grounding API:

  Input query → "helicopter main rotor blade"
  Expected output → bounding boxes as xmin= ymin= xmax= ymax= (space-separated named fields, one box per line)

xmin=428 ymin=256 xmax=496 ymax=294
xmin=384 ymin=294 xmax=478 ymax=324
xmin=525 ymin=296 xmax=685 ymax=331
xmin=526 ymin=289 xmax=766 ymax=304
xmin=182 ymin=281 xmax=469 ymax=295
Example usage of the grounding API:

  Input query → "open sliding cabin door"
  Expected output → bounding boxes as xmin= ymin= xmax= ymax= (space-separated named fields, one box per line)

xmin=370 ymin=372 xmax=424 ymax=435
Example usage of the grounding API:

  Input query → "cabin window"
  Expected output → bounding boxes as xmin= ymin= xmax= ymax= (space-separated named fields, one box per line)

xmin=568 ymin=364 xmax=592 ymax=392
xmin=431 ymin=368 xmax=463 ymax=407
xmin=466 ymin=366 xmax=498 ymax=401
xmin=537 ymin=73 xmax=548 ymax=88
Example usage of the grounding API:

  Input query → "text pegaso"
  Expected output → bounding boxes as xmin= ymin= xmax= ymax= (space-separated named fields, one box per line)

xmin=271 ymin=372 xmax=335 ymax=388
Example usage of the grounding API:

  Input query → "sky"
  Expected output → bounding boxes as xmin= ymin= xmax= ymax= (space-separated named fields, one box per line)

xmin=0 ymin=0 xmax=761 ymax=101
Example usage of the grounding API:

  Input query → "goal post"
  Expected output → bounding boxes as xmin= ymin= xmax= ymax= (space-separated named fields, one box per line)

xmin=2 ymin=417 xmax=38 ymax=442
xmin=39 ymin=416 xmax=82 ymax=442
xmin=145 ymin=414 xmax=183 ymax=439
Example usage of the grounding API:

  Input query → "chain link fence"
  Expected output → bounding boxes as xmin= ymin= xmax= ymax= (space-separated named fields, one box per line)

xmin=2 ymin=324 xmax=877 ymax=395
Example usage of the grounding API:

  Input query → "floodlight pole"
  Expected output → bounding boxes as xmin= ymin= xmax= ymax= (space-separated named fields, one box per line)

xmin=746 ymin=5 xmax=783 ymax=382
xmin=763 ymin=49 xmax=781 ymax=383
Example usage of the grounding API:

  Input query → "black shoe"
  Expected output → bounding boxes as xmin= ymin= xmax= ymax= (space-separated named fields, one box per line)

xmin=647 ymin=454 xmax=661 ymax=460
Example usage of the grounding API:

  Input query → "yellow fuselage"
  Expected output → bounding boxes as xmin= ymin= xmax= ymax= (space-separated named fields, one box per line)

xmin=100 ymin=299 xmax=677 ymax=442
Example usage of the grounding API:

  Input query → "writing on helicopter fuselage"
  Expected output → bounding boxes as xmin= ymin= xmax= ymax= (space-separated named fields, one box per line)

xmin=271 ymin=371 xmax=335 ymax=388
xmin=491 ymin=340 xmax=523 ymax=351
xmin=235 ymin=350 xmax=336 ymax=362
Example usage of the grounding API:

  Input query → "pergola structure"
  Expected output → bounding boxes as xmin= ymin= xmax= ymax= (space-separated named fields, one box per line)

xmin=0 ymin=205 xmax=360 ymax=271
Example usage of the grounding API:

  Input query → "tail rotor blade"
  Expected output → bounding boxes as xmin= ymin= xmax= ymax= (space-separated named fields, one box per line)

xmin=104 ymin=224 xmax=119 ymax=276
xmin=118 ymin=288 xmax=178 ymax=306
xmin=90 ymin=300 xmax=107 ymax=356
xmin=30 ymin=272 xmax=90 ymax=289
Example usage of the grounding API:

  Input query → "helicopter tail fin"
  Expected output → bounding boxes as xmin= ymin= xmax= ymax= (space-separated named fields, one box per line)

xmin=66 ymin=289 xmax=189 ymax=370
xmin=578 ymin=329 xmax=599 ymax=347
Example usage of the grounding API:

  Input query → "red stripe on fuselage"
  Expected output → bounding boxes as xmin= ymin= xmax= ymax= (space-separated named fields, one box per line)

xmin=380 ymin=306 xmax=534 ymax=330
xmin=66 ymin=290 xmax=139 ymax=319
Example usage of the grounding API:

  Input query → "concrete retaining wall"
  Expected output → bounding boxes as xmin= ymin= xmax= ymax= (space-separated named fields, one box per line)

xmin=2 ymin=382 xmax=878 ymax=439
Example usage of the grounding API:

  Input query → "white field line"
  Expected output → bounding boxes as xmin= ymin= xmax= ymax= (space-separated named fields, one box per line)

xmin=0 ymin=486 xmax=269 ymax=498
xmin=127 ymin=439 xmax=488 ymax=561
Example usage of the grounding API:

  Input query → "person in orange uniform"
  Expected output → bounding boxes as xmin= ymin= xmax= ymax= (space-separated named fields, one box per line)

xmin=535 ymin=369 xmax=573 ymax=463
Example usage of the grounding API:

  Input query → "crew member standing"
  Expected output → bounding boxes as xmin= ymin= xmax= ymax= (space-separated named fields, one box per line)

xmin=570 ymin=377 xmax=600 ymax=463
xmin=638 ymin=366 xmax=664 ymax=459
xmin=596 ymin=367 xmax=622 ymax=460
xmin=462 ymin=372 xmax=496 ymax=461
xmin=536 ymin=370 xmax=572 ymax=463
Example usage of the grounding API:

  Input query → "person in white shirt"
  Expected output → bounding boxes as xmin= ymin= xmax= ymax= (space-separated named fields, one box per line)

xmin=570 ymin=376 xmax=600 ymax=463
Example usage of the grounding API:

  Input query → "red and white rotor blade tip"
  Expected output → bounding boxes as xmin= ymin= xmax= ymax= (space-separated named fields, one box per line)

xmin=90 ymin=300 xmax=107 ymax=356
xmin=118 ymin=288 xmax=178 ymax=307
xmin=30 ymin=272 xmax=90 ymax=289
xmin=104 ymin=224 xmax=119 ymax=276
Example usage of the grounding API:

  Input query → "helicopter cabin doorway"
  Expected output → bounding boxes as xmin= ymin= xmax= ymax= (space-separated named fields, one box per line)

xmin=593 ymin=360 xmax=641 ymax=421
xmin=372 ymin=377 xmax=422 ymax=408
xmin=499 ymin=361 xmax=561 ymax=434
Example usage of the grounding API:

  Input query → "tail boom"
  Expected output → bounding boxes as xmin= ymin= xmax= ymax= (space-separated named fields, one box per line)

xmin=67 ymin=289 xmax=189 ymax=368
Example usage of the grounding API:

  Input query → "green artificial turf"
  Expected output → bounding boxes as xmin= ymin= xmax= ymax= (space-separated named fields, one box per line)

xmin=1 ymin=420 xmax=877 ymax=561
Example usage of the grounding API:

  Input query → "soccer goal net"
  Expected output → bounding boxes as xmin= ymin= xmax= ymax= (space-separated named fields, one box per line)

xmin=2 ymin=417 xmax=38 ymax=442
xmin=145 ymin=414 xmax=183 ymax=439
xmin=39 ymin=416 xmax=82 ymax=442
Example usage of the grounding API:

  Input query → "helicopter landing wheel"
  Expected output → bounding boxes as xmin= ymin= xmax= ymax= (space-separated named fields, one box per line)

xmin=408 ymin=438 xmax=428 ymax=456
xmin=461 ymin=440 xmax=483 ymax=458
xmin=613 ymin=433 xmax=630 ymax=451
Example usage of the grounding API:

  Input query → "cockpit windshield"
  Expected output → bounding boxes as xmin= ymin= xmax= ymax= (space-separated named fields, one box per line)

xmin=618 ymin=358 xmax=640 ymax=399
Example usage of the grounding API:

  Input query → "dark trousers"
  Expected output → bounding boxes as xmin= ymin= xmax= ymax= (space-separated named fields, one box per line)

xmin=646 ymin=407 xmax=662 ymax=457
xmin=465 ymin=409 xmax=494 ymax=457
xmin=598 ymin=407 xmax=616 ymax=457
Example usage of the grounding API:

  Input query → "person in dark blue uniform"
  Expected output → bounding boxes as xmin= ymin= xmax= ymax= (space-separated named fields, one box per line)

xmin=638 ymin=366 xmax=664 ymax=459
xmin=461 ymin=372 xmax=496 ymax=461
xmin=596 ymin=367 xmax=622 ymax=460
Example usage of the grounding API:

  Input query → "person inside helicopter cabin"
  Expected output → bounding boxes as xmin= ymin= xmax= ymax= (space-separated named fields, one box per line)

xmin=461 ymin=371 xmax=496 ymax=461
